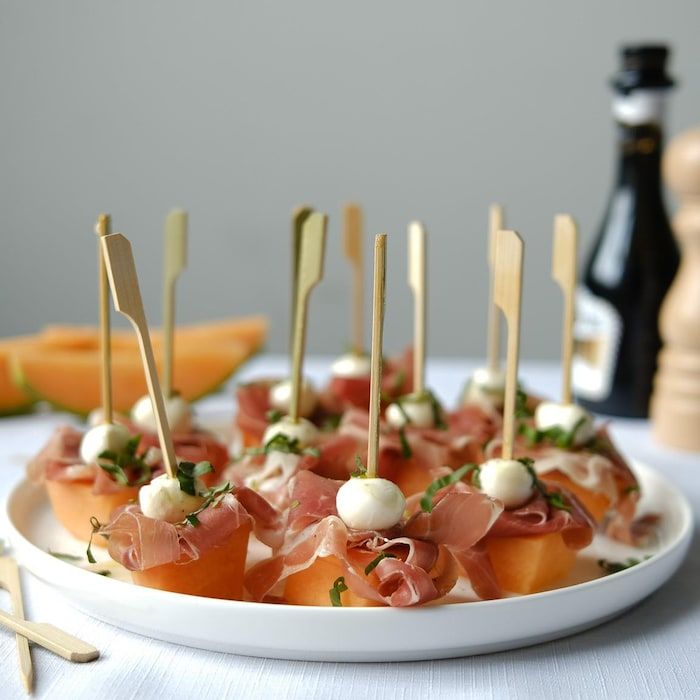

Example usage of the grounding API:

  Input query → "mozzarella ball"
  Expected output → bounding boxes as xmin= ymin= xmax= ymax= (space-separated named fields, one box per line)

xmin=479 ymin=458 xmax=535 ymax=509
xmin=139 ymin=473 xmax=204 ymax=523
xmin=385 ymin=396 xmax=435 ymax=429
xmin=535 ymin=401 xmax=595 ymax=447
xmin=79 ymin=422 xmax=132 ymax=465
xmin=463 ymin=366 xmax=506 ymax=406
xmin=269 ymin=378 xmax=317 ymax=417
xmin=331 ymin=352 xmax=371 ymax=378
xmin=131 ymin=394 xmax=192 ymax=434
xmin=262 ymin=415 xmax=319 ymax=448
xmin=336 ymin=477 xmax=406 ymax=530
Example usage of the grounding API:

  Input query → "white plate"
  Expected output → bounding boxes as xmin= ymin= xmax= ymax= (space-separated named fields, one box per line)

xmin=3 ymin=461 xmax=692 ymax=662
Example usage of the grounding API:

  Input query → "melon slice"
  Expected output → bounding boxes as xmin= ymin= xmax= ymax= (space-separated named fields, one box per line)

xmin=0 ymin=337 xmax=36 ymax=415
xmin=13 ymin=340 xmax=253 ymax=416
xmin=484 ymin=532 xmax=576 ymax=594
xmin=131 ymin=520 xmax=251 ymax=599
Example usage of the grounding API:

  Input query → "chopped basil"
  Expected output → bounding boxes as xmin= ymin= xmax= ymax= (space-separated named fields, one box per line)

xmin=515 ymin=389 xmax=532 ymax=418
xmin=398 ymin=427 xmax=412 ymax=459
xmin=266 ymin=409 xmax=284 ymax=424
xmin=176 ymin=460 xmax=214 ymax=496
xmin=598 ymin=557 xmax=651 ymax=575
xmin=523 ymin=461 xmax=572 ymax=512
xmin=48 ymin=550 xmax=83 ymax=562
xmin=329 ymin=576 xmax=348 ymax=607
xmin=351 ymin=455 xmax=367 ymax=478
xmin=98 ymin=434 xmax=152 ymax=487
xmin=428 ymin=392 xmax=447 ymax=430
xmin=518 ymin=416 xmax=590 ymax=449
xmin=624 ymin=485 xmax=640 ymax=495
xmin=321 ymin=414 xmax=342 ymax=432
xmin=94 ymin=570 xmax=112 ymax=577
xmin=420 ymin=464 xmax=478 ymax=513
xmin=391 ymin=369 xmax=406 ymax=394
xmin=247 ymin=433 xmax=319 ymax=457
xmin=289 ymin=499 xmax=301 ymax=510
xmin=86 ymin=516 xmax=103 ymax=564
xmin=181 ymin=481 xmax=235 ymax=527
xmin=364 ymin=552 xmax=397 ymax=575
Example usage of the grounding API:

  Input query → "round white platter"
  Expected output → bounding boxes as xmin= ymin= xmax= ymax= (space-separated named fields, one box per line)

xmin=3 ymin=461 xmax=692 ymax=662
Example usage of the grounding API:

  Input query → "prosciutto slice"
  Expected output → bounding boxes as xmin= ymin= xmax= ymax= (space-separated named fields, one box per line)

xmin=234 ymin=379 xmax=275 ymax=444
xmin=138 ymin=428 xmax=230 ymax=474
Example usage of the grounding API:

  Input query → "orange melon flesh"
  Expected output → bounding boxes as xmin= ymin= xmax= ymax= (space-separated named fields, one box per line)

xmin=542 ymin=471 xmax=611 ymax=523
xmin=284 ymin=554 xmax=382 ymax=607
xmin=13 ymin=340 xmax=252 ymax=416
xmin=46 ymin=480 xmax=139 ymax=544
xmin=131 ymin=521 xmax=251 ymax=599
xmin=0 ymin=337 xmax=36 ymax=415
xmin=485 ymin=532 xmax=576 ymax=594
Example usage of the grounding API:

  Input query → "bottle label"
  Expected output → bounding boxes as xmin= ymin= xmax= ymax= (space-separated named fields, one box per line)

xmin=572 ymin=287 xmax=622 ymax=401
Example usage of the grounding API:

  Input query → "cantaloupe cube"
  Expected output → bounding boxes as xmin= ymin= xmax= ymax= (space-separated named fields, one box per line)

xmin=485 ymin=532 xmax=576 ymax=594
xmin=131 ymin=521 xmax=251 ymax=599
xmin=46 ymin=480 xmax=139 ymax=545
xmin=542 ymin=471 xmax=611 ymax=523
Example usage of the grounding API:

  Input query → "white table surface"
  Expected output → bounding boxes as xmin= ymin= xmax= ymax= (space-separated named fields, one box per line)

xmin=0 ymin=355 xmax=698 ymax=700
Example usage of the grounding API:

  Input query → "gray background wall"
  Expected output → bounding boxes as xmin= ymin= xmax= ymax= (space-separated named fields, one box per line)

xmin=1 ymin=1 xmax=698 ymax=359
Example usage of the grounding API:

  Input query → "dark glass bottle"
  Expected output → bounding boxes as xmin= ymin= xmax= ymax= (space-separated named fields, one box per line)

xmin=572 ymin=45 xmax=679 ymax=418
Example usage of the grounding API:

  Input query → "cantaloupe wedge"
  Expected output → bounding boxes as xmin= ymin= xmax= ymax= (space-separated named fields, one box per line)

xmin=46 ymin=480 xmax=140 ymax=544
xmin=485 ymin=532 xmax=576 ymax=594
xmin=13 ymin=340 xmax=253 ymax=416
xmin=131 ymin=520 xmax=251 ymax=599
xmin=0 ymin=337 xmax=35 ymax=415
xmin=541 ymin=471 xmax=611 ymax=523
xmin=284 ymin=554 xmax=382 ymax=607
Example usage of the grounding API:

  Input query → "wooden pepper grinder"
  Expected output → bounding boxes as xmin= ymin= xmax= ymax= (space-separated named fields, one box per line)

xmin=651 ymin=126 xmax=700 ymax=450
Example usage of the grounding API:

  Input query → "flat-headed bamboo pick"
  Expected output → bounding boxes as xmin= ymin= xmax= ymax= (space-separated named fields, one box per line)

xmin=95 ymin=214 xmax=113 ymax=425
xmin=100 ymin=233 xmax=177 ymax=478
xmin=343 ymin=203 xmax=364 ymax=355
xmin=291 ymin=206 xmax=314 ymax=353
xmin=408 ymin=221 xmax=427 ymax=395
xmin=162 ymin=209 xmax=188 ymax=399
xmin=493 ymin=229 xmax=524 ymax=460
xmin=487 ymin=204 xmax=505 ymax=372
xmin=289 ymin=212 xmax=327 ymax=423
xmin=0 ymin=608 xmax=99 ymax=663
xmin=552 ymin=214 xmax=578 ymax=405
xmin=0 ymin=557 xmax=32 ymax=692
xmin=366 ymin=234 xmax=387 ymax=480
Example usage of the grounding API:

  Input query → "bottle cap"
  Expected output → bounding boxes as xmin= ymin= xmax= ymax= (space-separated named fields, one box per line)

xmin=611 ymin=44 xmax=675 ymax=94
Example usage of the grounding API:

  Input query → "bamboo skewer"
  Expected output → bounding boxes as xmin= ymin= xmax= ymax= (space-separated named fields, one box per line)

xmin=493 ymin=229 xmax=524 ymax=460
xmin=0 ymin=608 xmax=99 ymax=664
xmin=408 ymin=221 xmax=427 ymax=395
xmin=289 ymin=212 xmax=327 ymax=423
xmin=552 ymin=215 xmax=578 ymax=406
xmin=291 ymin=206 xmax=313 ymax=355
xmin=162 ymin=210 xmax=188 ymax=399
xmin=487 ymin=204 xmax=505 ymax=372
xmin=0 ymin=557 xmax=33 ymax=692
xmin=343 ymin=203 xmax=364 ymax=355
xmin=100 ymin=233 xmax=178 ymax=478
xmin=366 ymin=234 xmax=387 ymax=480
xmin=95 ymin=214 xmax=113 ymax=425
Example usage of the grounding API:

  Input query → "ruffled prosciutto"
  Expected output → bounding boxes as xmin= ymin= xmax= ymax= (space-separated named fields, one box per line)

xmin=138 ymin=428 xmax=230 ymax=474
xmin=103 ymin=487 xmax=278 ymax=570
xmin=234 ymin=379 xmax=275 ymax=446
xmin=245 ymin=472 xmax=456 ymax=607
xmin=26 ymin=425 xmax=160 ymax=496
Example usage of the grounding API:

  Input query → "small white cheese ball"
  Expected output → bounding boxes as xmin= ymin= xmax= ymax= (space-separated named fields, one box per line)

xmin=336 ymin=478 xmax=406 ymax=530
xmin=331 ymin=352 xmax=371 ymax=378
xmin=479 ymin=458 xmax=534 ymax=509
xmin=385 ymin=396 xmax=434 ymax=430
xmin=535 ymin=401 xmax=595 ymax=447
xmin=131 ymin=394 xmax=192 ymax=434
xmin=463 ymin=366 xmax=506 ymax=406
xmin=269 ymin=378 xmax=317 ymax=417
xmin=139 ymin=473 xmax=205 ymax=523
xmin=79 ymin=422 xmax=132 ymax=465
xmin=262 ymin=415 xmax=319 ymax=448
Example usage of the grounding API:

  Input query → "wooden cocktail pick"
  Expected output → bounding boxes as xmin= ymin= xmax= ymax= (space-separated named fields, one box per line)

xmin=290 ymin=206 xmax=314 ymax=353
xmin=95 ymin=214 xmax=113 ymax=425
xmin=408 ymin=221 xmax=427 ymax=395
xmin=552 ymin=215 xmax=578 ymax=405
xmin=100 ymin=233 xmax=178 ymax=478
xmin=487 ymin=204 xmax=505 ymax=372
xmin=493 ymin=229 xmax=524 ymax=460
xmin=343 ymin=203 xmax=364 ymax=355
xmin=289 ymin=212 xmax=327 ymax=423
xmin=0 ymin=556 xmax=32 ymax=692
xmin=366 ymin=234 xmax=387 ymax=479
xmin=162 ymin=210 xmax=188 ymax=399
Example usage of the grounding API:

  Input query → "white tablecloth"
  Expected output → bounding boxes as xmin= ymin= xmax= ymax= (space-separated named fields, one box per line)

xmin=1 ymin=356 xmax=698 ymax=700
